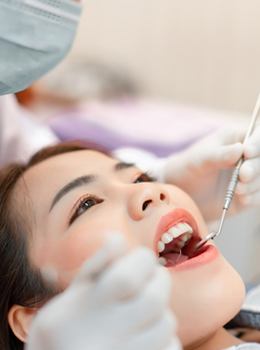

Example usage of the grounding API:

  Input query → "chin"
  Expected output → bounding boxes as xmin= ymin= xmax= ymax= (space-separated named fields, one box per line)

xmin=169 ymin=254 xmax=246 ymax=348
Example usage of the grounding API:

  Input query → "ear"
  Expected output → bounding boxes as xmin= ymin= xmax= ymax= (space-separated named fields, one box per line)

xmin=8 ymin=305 xmax=38 ymax=343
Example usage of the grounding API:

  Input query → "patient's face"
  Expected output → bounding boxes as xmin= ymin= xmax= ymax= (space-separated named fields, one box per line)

xmin=16 ymin=150 xmax=245 ymax=346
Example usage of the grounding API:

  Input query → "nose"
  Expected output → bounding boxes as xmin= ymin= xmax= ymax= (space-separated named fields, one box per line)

xmin=128 ymin=184 xmax=169 ymax=220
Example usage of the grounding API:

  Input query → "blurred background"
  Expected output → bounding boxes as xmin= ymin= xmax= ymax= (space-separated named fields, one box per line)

xmin=15 ymin=0 xmax=260 ymax=282
xmin=70 ymin=0 xmax=260 ymax=113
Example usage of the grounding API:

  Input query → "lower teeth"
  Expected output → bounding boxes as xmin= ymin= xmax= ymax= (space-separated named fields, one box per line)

xmin=158 ymin=250 xmax=189 ymax=267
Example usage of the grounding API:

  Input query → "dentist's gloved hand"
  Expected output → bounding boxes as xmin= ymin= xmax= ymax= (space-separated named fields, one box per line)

xmin=159 ymin=125 xmax=260 ymax=221
xmin=26 ymin=235 xmax=181 ymax=350
xmin=115 ymin=124 xmax=260 ymax=221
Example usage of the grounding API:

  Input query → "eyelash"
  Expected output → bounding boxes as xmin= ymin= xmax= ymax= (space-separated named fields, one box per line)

xmin=69 ymin=172 xmax=156 ymax=225
xmin=133 ymin=172 xmax=156 ymax=183
xmin=69 ymin=195 xmax=104 ymax=225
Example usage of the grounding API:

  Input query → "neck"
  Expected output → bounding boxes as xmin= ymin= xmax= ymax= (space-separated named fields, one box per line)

xmin=185 ymin=328 xmax=243 ymax=350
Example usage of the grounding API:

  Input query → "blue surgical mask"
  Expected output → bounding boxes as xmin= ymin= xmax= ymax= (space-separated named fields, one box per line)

xmin=0 ymin=0 xmax=82 ymax=95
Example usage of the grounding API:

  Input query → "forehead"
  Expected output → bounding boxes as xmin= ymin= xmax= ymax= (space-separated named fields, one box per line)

xmin=24 ymin=150 xmax=114 ymax=185
xmin=15 ymin=150 xmax=115 ymax=208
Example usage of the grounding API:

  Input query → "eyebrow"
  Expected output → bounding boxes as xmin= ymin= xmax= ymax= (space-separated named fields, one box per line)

xmin=49 ymin=162 xmax=135 ymax=212
xmin=114 ymin=162 xmax=135 ymax=171
xmin=50 ymin=175 xmax=95 ymax=212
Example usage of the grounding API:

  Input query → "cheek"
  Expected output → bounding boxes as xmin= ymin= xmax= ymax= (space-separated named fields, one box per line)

xmin=56 ymin=222 xmax=120 ymax=272
xmin=39 ymin=210 xmax=131 ymax=280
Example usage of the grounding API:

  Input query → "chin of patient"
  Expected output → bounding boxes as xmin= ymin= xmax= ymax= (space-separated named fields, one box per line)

xmin=0 ymin=141 xmax=246 ymax=350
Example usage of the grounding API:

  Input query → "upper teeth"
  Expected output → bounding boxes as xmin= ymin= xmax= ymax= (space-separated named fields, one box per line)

xmin=157 ymin=222 xmax=193 ymax=254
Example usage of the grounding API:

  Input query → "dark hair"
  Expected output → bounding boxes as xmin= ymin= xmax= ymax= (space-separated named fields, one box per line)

xmin=0 ymin=141 xmax=107 ymax=349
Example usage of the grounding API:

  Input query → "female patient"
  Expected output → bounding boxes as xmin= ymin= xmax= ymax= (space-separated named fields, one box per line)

xmin=0 ymin=142 xmax=254 ymax=350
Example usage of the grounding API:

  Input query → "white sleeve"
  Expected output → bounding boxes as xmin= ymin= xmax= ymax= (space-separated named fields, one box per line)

xmin=0 ymin=95 xmax=58 ymax=166
xmin=113 ymin=147 xmax=167 ymax=182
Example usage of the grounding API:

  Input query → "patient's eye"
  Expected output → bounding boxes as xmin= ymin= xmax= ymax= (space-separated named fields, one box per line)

xmin=134 ymin=172 xmax=156 ymax=183
xmin=69 ymin=195 xmax=104 ymax=225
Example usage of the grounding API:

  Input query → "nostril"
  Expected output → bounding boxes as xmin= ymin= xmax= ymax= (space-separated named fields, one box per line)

xmin=142 ymin=199 xmax=152 ymax=211
xmin=160 ymin=193 xmax=166 ymax=201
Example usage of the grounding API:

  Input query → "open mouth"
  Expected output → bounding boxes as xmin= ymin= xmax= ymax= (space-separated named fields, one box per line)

xmin=155 ymin=209 xmax=207 ymax=268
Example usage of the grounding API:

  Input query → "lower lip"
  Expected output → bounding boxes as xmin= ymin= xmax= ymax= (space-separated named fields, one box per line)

xmin=169 ymin=245 xmax=219 ymax=271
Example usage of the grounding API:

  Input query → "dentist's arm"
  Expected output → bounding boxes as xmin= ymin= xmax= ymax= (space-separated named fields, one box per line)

xmin=26 ymin=235 xmax=181 ymax=350
xmin=0 ymin=95 xmax=57 ymax=166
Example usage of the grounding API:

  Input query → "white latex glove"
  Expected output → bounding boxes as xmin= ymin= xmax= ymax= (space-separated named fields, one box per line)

xmin=159 ymin=125 xmax=260 ymax=221
xmin=26 ymin=235 xmax=180 ymax=350
xmin=114 ymin=124 xmax=260 ymax=221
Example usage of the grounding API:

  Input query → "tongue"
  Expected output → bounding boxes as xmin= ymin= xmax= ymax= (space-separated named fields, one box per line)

xmin=163 ymin=252 xmax=189 ymax=266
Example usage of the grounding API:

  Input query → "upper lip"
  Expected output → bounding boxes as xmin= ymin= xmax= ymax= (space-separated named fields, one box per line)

xmin=153 ymin=208 xmax=201 ymax=254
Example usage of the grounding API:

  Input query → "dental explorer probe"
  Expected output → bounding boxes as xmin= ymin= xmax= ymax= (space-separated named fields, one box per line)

xmin=195 ymin=93 xmax=260 ymax=251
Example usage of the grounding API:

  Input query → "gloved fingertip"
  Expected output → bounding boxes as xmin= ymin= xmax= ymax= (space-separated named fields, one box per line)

xmin=222 ymin=143 xmax=243 ymax=162
xmin=235 ymin=142 xmax=244 ymax=148
xmin=165 ymin=337 xmax=182 ymax=350
xmin=235 ymin=183 xmax=246 ymax=195
xmin=104 ymin=232 xmax=128 ymax=256
xmin=231 ymin=142 xmax=243 ymax=150
xmin=244 ymin=144 xmax=258 ymax=158
xmin=73 ymin=233 xmax=128 ymax=285
xmin=239 ymin=165 xmax=254 ymax=182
